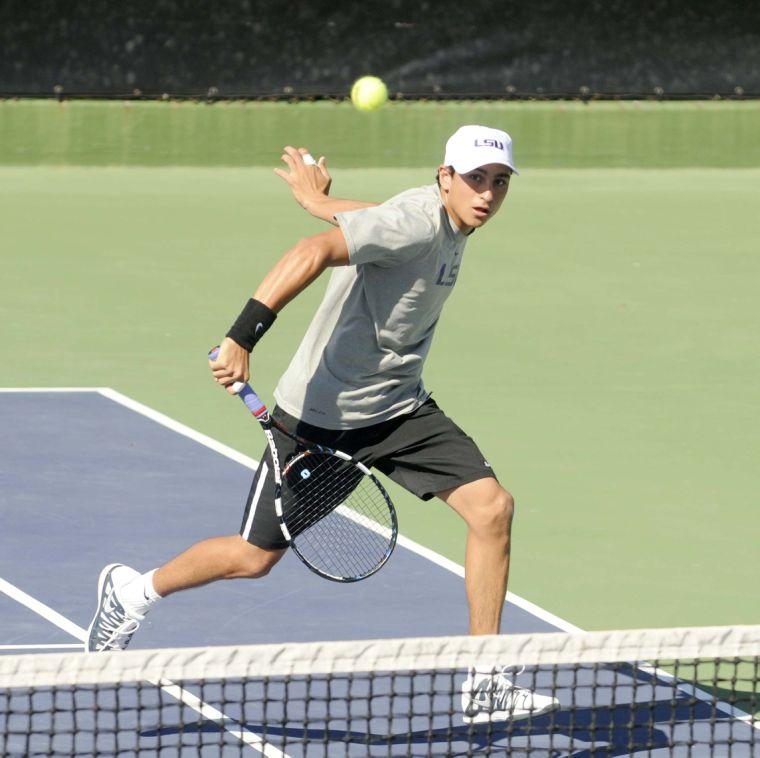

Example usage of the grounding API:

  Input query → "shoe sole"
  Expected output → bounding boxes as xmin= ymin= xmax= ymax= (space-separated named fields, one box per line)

xmin=84 ymin=563 xmax=124 ymax=653
xmin=462 ymin=700 xmax=560 ymax=724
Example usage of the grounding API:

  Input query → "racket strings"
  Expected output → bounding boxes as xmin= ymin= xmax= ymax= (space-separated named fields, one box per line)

xmin=281 ymin=452 xmax=395 ymax=579
xmin=283 ymin=455 xmax=386 ymax=533
xmin=281 ymin=456 xmax=357 ymax=531
xmin=286 ymin=473 xmax=392 ymax=542
xmin=292 ymin=499 xmax=392 ymax=576
xmin=287 ymin=475 xmax=391 ymax=542
xmin=299 ymin=513 xmax=390 ymax=578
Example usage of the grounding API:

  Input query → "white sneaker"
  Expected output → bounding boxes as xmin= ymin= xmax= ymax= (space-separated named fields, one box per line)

xmin=85 ymin=564 xmax=144 ymax=652
xmin=461 ymin=668 xmax=560 ymax=723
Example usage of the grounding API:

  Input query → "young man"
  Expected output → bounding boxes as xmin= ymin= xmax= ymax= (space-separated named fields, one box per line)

xmin=86 ymin=125 xmax=559 ymax=723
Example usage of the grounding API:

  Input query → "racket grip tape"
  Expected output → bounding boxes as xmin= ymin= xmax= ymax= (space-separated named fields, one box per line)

xmin=207 ymin=346 xmax=269 ymax=417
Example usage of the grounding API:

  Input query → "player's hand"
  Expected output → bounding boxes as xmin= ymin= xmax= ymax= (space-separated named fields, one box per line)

xmin=274 ymin=146 xmax=332 ymax=215
xmin=209 ymin=337 xmax=250 ymax=395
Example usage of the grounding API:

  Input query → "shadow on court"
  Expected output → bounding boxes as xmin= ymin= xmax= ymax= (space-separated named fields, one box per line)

xmin=143 ymin=698 xmax=728 ymax=756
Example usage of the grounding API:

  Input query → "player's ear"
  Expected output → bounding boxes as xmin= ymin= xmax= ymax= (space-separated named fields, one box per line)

xmin=437 ymin=165 xmax=454 ymax=192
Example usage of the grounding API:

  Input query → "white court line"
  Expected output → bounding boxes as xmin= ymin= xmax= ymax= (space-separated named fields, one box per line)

xmin=334 ymin=507 xmax=582 ymax=631
xmin=0 ymin=578 xmax=87 ymax=640
xmin=0 ymin=387 xmax=255 ymax=468
xmin=98 ymin=387 xmax=259 ymax=469
xmin=0 ymin=576 xmax=286 ymax=756
xmin=0 ymin=644 xmax=83 ymax=650
xmin=0 ymin=387 xmax=101 ymax=393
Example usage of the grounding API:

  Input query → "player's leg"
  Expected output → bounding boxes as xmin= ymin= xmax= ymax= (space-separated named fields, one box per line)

xmin=436 ymin=469 xmax=559 ymax=721
xmin=152 ymin=536 xmax=284 ymax=595
xmin=86 ymin=441 xmax=290 ymax=652
xmin=356 ymin=399 xmax=507 ymax=633
xmin=436 ymin=477 xmax=513 ymax=635
xmin=359 ymin=398 xmax=559 ymax=721
xmin=84 ymin=541 xmax=285 ymax=653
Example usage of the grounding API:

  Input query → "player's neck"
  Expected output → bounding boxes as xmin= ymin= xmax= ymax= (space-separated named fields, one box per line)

xmin=438 ymin=186 xmax=473 ymax=236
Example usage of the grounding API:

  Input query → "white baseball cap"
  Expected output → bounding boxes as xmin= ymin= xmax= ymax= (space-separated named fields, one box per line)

xmin=443 ymin=125 xmax=519 ymax=175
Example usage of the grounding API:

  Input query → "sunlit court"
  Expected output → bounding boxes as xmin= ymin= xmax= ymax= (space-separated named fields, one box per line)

xmin=1 ymin=4 xmax=759 ymax=755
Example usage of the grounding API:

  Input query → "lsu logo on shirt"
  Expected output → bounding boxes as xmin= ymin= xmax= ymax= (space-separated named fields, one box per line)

xmin=436 ymin=260 xmax=460 ymax=287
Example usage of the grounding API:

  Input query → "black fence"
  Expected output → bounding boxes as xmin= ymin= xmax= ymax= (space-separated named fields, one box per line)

xmin=2 ymin=0 xmax=758 ymax=98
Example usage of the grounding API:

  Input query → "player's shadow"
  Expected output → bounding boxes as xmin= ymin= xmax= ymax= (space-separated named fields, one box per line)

xmin=142 ymin=696 xmax=731 ymax=756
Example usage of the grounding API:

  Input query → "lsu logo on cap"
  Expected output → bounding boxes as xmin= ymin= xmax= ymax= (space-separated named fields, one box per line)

xmin=474 ymin=138 xmax=505 ymax=149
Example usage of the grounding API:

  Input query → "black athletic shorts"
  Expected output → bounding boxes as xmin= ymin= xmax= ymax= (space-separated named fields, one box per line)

xmin=239 ymin=397 xmax=497 ymax=550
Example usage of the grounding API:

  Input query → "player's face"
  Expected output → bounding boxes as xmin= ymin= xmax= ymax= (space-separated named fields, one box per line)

xmin=438 ymin=163 xmax=511 ymax=233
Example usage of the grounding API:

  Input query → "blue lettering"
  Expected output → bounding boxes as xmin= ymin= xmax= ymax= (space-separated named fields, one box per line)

xmin=474 ymin=138 xmax=504 ymax=149
xmin=436 ymin=261 xmax=460 ymax=287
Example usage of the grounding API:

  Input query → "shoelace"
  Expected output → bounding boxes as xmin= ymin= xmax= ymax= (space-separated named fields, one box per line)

xmin=94 ymin=595 xmax=141 ymax=651
xmin=484 ymin=669 xmax=533 ymax=712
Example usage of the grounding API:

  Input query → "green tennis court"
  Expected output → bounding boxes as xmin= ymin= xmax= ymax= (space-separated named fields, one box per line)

xmin=2 ymin=99 xmax=758 ymax=635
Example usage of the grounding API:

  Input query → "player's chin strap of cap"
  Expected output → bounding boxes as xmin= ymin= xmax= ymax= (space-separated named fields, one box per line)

xmin=226 ymin=298 xmax=277 ymax=352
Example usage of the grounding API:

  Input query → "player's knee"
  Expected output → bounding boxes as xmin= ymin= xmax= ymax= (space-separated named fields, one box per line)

xmin=471 ymin=488 xmax=514 ymax=537
xmin=240 ymin=559 xmax=277 ymax=579
xmin=500 ymin=488 xmax=515 ymax=521
xmin=491 ymin=488 xmax=515 ymax=533
xmin=244 ymin=563 xmax=273 ymax=579
xmin=236 ymin=542 xmax=283 ymax=579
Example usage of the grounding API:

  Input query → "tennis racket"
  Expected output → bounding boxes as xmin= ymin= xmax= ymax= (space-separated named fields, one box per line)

xmin=208 ymin=347 xmax=398 ymax=582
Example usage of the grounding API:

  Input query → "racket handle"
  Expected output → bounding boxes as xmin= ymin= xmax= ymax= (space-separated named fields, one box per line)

xmin=235 ymin=384 xmax=269 ymax=418
xmin=207 ymin=346 xmax=269 ymax=418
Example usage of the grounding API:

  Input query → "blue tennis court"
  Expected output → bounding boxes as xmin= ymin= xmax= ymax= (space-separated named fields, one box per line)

xmin=0 ymin=389 xmax=560 ymax=647
xmin=1 ymin=390 xmax=757 ymax=756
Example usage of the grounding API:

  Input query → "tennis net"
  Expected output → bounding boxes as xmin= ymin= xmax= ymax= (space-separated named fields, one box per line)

xmin=1 ymin=624 xmax=758 ymax=756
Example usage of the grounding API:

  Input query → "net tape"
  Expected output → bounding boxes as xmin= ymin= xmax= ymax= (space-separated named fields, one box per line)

xmin=2 ymin=624 xmax=759 ymax=690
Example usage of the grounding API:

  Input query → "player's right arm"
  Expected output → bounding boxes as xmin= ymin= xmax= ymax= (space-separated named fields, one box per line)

xmin=252 ymin=227 xmax=349 ymax=310
xmin=275 ymin=146 xmax=377 ymax=225
xmin=210 ymin=227 xmax=349 ymax=392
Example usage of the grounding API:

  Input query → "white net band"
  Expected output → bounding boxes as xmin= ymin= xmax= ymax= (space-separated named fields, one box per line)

xmin=2 ymin=623 xmax=759 ymax=689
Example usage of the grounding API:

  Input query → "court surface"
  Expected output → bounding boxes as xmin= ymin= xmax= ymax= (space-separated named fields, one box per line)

xmin=3 ymin=164 xmax=758 ymax=633
xmin=1 ymin=389 xmax=755 ymax=755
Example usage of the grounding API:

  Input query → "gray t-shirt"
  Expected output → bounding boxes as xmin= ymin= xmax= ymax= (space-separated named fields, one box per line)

xmin=274 ymin=184 xmax=467 ymax=429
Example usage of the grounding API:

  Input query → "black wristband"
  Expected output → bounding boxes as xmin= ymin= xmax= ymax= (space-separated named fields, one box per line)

xmin=226 ymin=298 xmax=277 ymax=352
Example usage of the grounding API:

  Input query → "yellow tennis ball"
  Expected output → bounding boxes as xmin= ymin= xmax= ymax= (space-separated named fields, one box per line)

xmin=350 ymin=76 xmax=388 ymax=112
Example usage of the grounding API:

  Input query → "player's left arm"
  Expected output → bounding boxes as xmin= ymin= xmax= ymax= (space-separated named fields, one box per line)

xmin=275 ymin=145 xmax=377 ymax=226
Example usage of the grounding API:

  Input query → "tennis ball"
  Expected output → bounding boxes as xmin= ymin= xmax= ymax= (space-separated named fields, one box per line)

xmin=350 ymin=76 xmax=388 ymax=112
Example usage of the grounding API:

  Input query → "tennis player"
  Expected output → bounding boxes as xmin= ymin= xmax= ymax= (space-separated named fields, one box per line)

xmin=87 ymin=125 xmax=559 ymax=723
